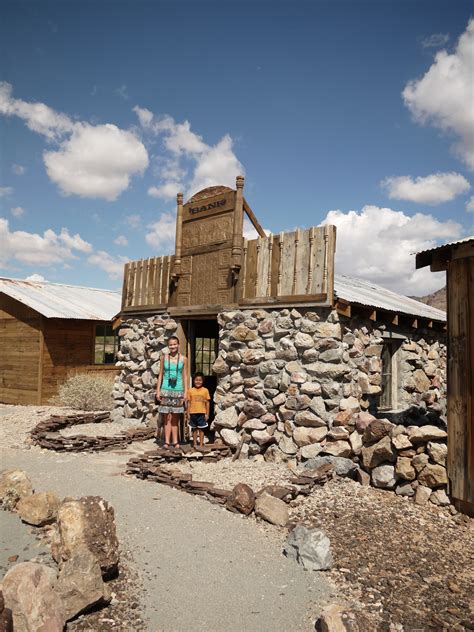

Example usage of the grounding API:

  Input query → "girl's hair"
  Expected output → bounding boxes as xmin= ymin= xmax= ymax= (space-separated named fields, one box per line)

xmin=193 ymin=371 xmax=205 ymax=381
xmin=167 ymin=336 xmax=179 ymax=345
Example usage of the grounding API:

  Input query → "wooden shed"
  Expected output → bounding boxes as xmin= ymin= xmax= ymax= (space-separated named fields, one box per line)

xmin=416 ymin=237 xmax=474 ymax=515
xmin=0 ymin=278 xmax=122 ymax=405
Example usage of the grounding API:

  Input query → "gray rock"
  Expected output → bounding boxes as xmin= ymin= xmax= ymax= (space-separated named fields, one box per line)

xmin=303 ymin=455 xmax=358 ymax=478
xmin=395 ymin=482 xmax=415 ymax=497
xmin=284 ymin=525 xmax=333 ymax=571
xmin=255 ymin=493 xmax=289 ymax=526
xmin=371 ymin=464 xmax=398 ymax=489
xmin=213 ymin=407 xmax=239 ymax=429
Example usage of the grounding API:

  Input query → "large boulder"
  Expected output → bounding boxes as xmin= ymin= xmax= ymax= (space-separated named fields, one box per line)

xmin=284 ymin=526 xmax=333 ymax=571
xmin=362 ymin=419 xmax=394 ymax=445
xmin=304 ymin=455 xmax=358 ymax=478
xmin=16 ymin=492 xmax=60 ymax=527
xmin=53 ymin=496 xmax=119 ymax=579
xmin=0 ymin=590 xmax=13 ymax=632
xmin=361 ymin=436 xmax=396 ymax=469
xmin=2 ymin=562 xmax=65 ymax=632
xmin=226 ymin=484 xmax=255 ymax=515
xmin=254 ymin=493 xmax=289 ymax=526
xmin=0 ymin=470 xmax=33 ymax=508
xmin=56 ymin=549 xmax=111 ymax=620
xmin=418 ymin=464 xmax=448 ymax=488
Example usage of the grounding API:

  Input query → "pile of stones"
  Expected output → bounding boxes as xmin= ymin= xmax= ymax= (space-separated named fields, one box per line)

xmin=0 ymin=469 xmax=120 ymax=631
xmin=31 ymin=412 xmax=154 ymax=452
xmin=126 ymin=443 xmax=231 ymax=471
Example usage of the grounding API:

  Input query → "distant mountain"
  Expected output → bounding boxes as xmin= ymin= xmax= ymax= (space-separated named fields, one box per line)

xmin=410 ymin=286 xmax=447 ymax=312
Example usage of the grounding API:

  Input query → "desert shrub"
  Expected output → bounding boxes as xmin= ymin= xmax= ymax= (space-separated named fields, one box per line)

xmin=53 ymin=373 xmax=114 ymax=411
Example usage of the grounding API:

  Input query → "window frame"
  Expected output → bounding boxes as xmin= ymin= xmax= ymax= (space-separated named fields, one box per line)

xmin=93 ymin=322 xmax=118 ymax=365
xmin=377 ymin=334 xmax=403 ymax=411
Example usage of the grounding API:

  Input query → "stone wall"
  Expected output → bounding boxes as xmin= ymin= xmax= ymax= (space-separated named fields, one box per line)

xmin=112 ymin=315 xmax=177 ymax=422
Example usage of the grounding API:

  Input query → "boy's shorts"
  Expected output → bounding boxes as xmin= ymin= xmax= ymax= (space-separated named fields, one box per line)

xmin=189 ymin=413 xmax=208 ymax=429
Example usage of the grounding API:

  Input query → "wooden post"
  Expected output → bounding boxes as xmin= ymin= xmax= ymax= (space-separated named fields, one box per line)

xmin=232 ymin=175 xmax=245 ymax=270
xmin=306 ymin=226 xmax=315 ymax=293
xmin=267 ymin=233 xmax=273 ymax=297
xmin=173 ymin=192 xmax=183 ymax=279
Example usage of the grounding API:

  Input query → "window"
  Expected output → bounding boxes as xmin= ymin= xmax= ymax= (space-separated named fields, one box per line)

xmin=194 ymin=336 xmax=217 ymax=375
xmin=378 ymin=338 xmax=402 ymax=410
xmin=94 ymin=323 xmax=118 ymax=364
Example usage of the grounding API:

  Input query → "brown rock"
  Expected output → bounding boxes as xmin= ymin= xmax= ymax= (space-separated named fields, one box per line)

xmin=412 ymin=369 xmax=431 ymax=393
xmin=356 ymin=469 xmax=370 ymax=486
xmin=294 ymin=411 xmax=326 ymax=427
xmin=418 ymin=464 xmax=448 ymax=488
xmin=362 ymin=419 xmax=394 ymax=445
xmin=427 ymin=441 xmax=447 ymax=465
xmin=324 ymin=441 xmax=352 ymax=458
xmin=243 ymin=400 xmax=266 ymax=418
xmin=391 ymin=433 xmax=412 ymax=451
xmin=293 ymin=426 xmax=327 ymax=447
xmin=414 ymin=485 xmax=432 ymax=505
xmin=257 ymin=485 xmax=294 ymax=502
xmin=412 ymin=453 xmax=429 ymax=472
xmin=355 ymin=411 xmax=376 ymax=433
xmin=255 ymin=493 xmax=289 ymax=526
xmin=361 ymin=436 xmax=396 ymax=469
xmin=0 ymin=589 xmax=13 ymax=632
xmin=211 ymin=356 xmax=229 ymax=375
xmin=395 ymin=457 xmax=416 ymax=481
xmin=0 ymin=470 xmax=33 ymax=507
xmin=2 ymin=562 xmax=65 ymax=632
xmin=55 ymin=496 xmax=119 ymax=579
xmin=226 ymin=483 xmax=255 ymax=515
xmin=56 ymin=549 xmax=111 ymax=621
xmin=230 ymin=324 xmax=257 ymax=342
xmin=16 ymin=492 xmax=60 ymax=527
xmin=408 ymin=425 xmax=447 ymax=445
xmin=332 ymin=410 xmax=353 ymax=426
xmin=318 ymin=604 xmax=360 ymax=631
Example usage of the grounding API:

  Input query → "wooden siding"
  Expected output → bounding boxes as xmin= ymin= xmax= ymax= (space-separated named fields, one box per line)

xmin=122 ymin=256 xmax=172 ymax=311
xmin=447 ymin=257 xmax=474 ymax=508
xmin=0 ymin=295 xmax=41 ymax=404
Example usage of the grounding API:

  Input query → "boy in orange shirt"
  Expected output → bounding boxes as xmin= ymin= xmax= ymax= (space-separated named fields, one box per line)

xmin=188 ymin=372 xmax=211 ymax=448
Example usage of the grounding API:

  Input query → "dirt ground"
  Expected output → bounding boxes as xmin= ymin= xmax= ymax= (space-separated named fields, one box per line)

xmin=1 ymin=404 xmax=473 ymax=631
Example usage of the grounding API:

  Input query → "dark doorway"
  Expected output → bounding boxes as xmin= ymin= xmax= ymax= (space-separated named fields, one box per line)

xmin=188 ymin=319 xmax=219 ymax=423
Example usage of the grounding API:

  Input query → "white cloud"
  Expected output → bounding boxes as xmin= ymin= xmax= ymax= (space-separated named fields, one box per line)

xmin=403 ymin=19 xmax=474 ymax=170
xmin=146 ymin=212 xmax=176 ymax=250
xmin=10 ymin=206 xmax=25 ymax=217
xmin=321 ymin=205 xmax=462 ymax=295
xmin=421 ymin=33 xmax=449 ymax=49
xmin=381 ymin=172 xmax=470 ymax=204
xmin=243 ymin=217 xmax=271 ymax=240
xmin=0 ymin=218 xmax=93 ymax=266
xmin=115 ymin=85 xmax=129 ymax=100
xmin=25 ymin=273 xmax=46 ymax=282
xmin=88 ymin=250 xmax=129 ymax=279
xmin=0 ymin=187 xmax=13 ymax=197
xmin=12 ymin=164 xmax=26 ymax=175
xmin=125 ymin=213 xmax=142 ymax=229
xmin=466 ymin=196 xmax=474 ymax=212
xmin=148 ymin=182 xmax=181 ymax=199
xmin=0 ymin=83 xmax=149 ymax=200
xmin=134 ymin=106 xmax=244 ymax=201
xmin=114 ymin=235 xmax=128 ymax=246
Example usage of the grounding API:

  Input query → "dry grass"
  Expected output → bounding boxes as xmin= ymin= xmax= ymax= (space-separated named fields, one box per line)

xmin=51 ymin=374 xmax=114 ymax=411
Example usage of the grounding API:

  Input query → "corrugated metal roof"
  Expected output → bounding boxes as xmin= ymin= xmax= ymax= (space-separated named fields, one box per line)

xmin=416 ymin=235 xmax=474 ymax=256
xmin=334 ymin=274 xmax=446 ymax=322
xmin=0 ymin=277 xmax=121 ymax=320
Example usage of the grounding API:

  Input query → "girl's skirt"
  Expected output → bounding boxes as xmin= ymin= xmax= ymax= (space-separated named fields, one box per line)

xmin=158 ymin=390 xmax=185 ymax=414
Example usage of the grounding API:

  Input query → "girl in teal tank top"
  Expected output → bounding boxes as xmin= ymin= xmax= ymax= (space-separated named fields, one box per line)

xmin=156 ymin=336 xmax=188 ymax=449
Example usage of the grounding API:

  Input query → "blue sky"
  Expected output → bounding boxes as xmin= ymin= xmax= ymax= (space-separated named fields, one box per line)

xmin=1 ymin=0 xmax=473 ymax=295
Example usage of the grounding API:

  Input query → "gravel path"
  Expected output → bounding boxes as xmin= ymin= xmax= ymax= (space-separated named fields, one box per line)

xmin=1 ymin=446 xmax=332 ymax=631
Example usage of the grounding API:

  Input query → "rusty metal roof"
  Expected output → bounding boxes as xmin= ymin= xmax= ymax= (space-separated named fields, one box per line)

xmin=334 ymin=274 xmax=446 ymax=322
xmin=0 ymin=277 xmax=121 ymax=320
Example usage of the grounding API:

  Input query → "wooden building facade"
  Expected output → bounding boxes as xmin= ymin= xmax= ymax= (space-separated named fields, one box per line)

xmin=417 ymin=237 xmax=474 ymax=515
xmin=0 ymin=279 xmax=121 ymax=405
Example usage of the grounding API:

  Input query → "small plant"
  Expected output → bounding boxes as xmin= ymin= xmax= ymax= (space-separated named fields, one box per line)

xmin=2 ymin=488 xmax=20 ymax=511
xmin=53 ymin=373 xmax=114 ymax=411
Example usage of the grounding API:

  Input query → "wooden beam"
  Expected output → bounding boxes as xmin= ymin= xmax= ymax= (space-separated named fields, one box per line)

xmin=411 ymin=318 xmax=418 ymax=328
xmin=37 ymin=315 xmax=44 ymax=405
xmin=243 ymin=199 xmax=266 ymax=238
xmin=392 ymin=314 xmax=399 ymax=325
xmin=240 ymin=293 xmax=327 ymax=306
xmin=335 ymin=299 xmax=351 ymax=318
xmin=369 ymin=309 xmax=377 ymax=321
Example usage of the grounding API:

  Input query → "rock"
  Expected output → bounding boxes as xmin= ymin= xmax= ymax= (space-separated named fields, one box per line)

xmin=251 ymin=429 xmax=274 ymax=446
xmin=349 ymin=430 xmax=362 ymax=455
xmin=293 ymin=426 xmax=327 ymax=447
xmin=226 ymin=483 xmax=255 ymax=515
xmin=242 ymin=418 xmax=266 ymax=431
xmin=318 ymin=348 xmax=343 ymax=363
xmin=395 ymin=457 xmax=416 ymax=481
xmin=213 ymin=407 xmax=239 ymax=429
xmin=409 ymin=425 xmax=447 ymax=444
xmin=56 ymin=549 xmax=111 ymax=621
xmin=356 ymin=468 xmax=370 ymax=486
xmin=294 ymin=332 xmax=314 ymax=349
xmin=318 ymin=604 xmax=359 ymax=631
xmin=414 ymin=485 xmax=432 ymax=505
xmin=418 ymin=464 xmax=448 ymax=488
xmin=230 ymin=324 xmax=257 ymax=342
xmin=361 ymin=436 xmax=396 ymax=469
xmin=300 ymin=443 xmax=323 ymax=459
xmin=412 ymin=453 xmax=429 ymax=472
xmin=0 ymin=470 xmax=33 ymax=507
xmin=430 ymin=489 xmax=451 ymax=506
xmin=327 ymin=427 xmax=349 ymax=441
xmin=284 ymin=525 xmax=332 ymax=570
xmin=324 ymin=440 xmax=352 ymax=458
xmin=304 ymin=455 xmax=358 ymax=478
xmin=339 ymin=396 xmax=360 ymax=412
xmin=2 ymin=562 xmax=65 ymax=632
xmin=243 ymin=400 xmax=267 ymax=418
xmin=371 ymin=464 xmax=398 ymax=489
xmin=54 ymin=497 xmax=119 ymax=579
xmin=294 ymin=411 xmax=326 ymax=428
xmin=332 ymin=410 xmax=353 ymax=427
xmin=255 ymin=493 xmax=289 ymax=526
xmin=16 ymin=492 xmax=60 ymax=526
xmin=299 ymin=382 xmax=322 ymax=396
xmin=313 ymin=322 xmax=341 ymax=339
xmin=412 ymin=369 xmax=431 ymax=393
xmin=220 ymin=428 xmax=241 ymax=448
xmin=279 ymin=435 xmax=298 ymax=455
xmin=305 ymin=362 xmax=349 ymax=379
xmin=355 ymin=412 xmax=375 ymax=433
xmin=362 ymin=419 xmax=394 ymax=445
xmin=391 ymin=433 xmax=412 ymax=451
xmin=212 ymin=356 xmax=229 ymax=375
xmin=395 ymin=482 xmax=415 ymax=497
xmin=427 ymin=441 xmax=448 ymax=465
xmin=0 ymin=590 xmax=13 ymax=632
xmin=241 ymin=349 xmax=265 ymax=365
xmin=257 ymin=485 xmax=294 ymax=502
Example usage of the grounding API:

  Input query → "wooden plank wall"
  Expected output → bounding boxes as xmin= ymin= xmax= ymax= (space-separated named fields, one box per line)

xmin=122 ymin=256 xmax=172 ymax=310
xmin=0 ymin=296 xmax=41 ymax=404
xmin=447 ymin=256 xmax=474 ymax=508
xmin=241 ymin=225 xmax=336 ymax=303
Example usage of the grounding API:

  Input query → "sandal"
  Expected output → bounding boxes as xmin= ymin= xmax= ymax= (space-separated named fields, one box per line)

xmin=162 ymin=443 xmax=170 ymax=449
xmin=172 ymin=443 xmax=180 ymax=450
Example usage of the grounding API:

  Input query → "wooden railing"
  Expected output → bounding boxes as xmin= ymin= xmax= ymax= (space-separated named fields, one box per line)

xmin=121 ymin=255 xmax=172 ymax=311
xmin=121 ymin=225 xmax=336 ymax=312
